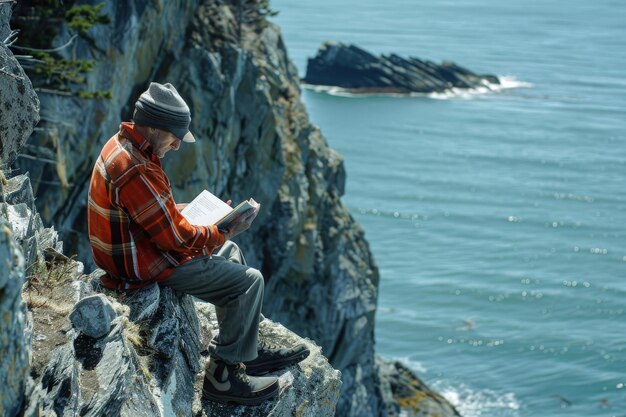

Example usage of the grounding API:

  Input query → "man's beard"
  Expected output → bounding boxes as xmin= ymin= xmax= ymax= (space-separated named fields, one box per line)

xmin=149 ymin=129 xmax=168 ymax=158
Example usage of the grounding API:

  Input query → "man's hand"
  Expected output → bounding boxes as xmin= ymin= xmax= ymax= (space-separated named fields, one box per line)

xmin=222 ymin=204 xmax=260 ymax=241
xmin=176 ymin=203 xmax=188 ymax=211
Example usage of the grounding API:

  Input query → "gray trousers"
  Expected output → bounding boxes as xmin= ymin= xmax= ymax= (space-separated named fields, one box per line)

xmin=160 ymin=241 xmax=263 ymax=363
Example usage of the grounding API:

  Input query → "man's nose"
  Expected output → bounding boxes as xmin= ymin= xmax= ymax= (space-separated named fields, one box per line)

xmin=172 ymin=140 xmax=181 ymax=150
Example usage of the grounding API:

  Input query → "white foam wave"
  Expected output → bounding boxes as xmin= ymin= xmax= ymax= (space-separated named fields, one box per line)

xmin=498 ymin=75 xmax=533 ymax=89
xmin=302 ymin=75 xmax=532 ymax=100
xmin=388 ymin=356 xmax=428 ymax=374
xmin=427 ymin=76 xmax=532 ymax=100
xmin=301 ymin=83 xmax=410 ymax=98
xmin=433 ymin=381 xmax=521 ymax=417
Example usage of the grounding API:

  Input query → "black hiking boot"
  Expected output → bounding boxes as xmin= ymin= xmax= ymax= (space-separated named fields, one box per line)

xmin=202 ymin=357 xmax=279 ymax=405
xmin=244 ymin=340 xmax=310 ymax=376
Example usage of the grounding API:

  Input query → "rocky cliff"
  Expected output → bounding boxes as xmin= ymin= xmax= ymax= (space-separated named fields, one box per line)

xmin=1 ymin=10 xmax=341 ymax=412
xmin=0 ymin=3 xmax=40 ymax=413
xmin=3 ymin=1 xmax=461 ymax=416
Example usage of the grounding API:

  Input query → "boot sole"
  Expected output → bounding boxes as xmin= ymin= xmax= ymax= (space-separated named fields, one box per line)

xmin=202 ymin=384 xmax=279 ymax=406
xmin=246 ymin=347 xmax=311 ymax=376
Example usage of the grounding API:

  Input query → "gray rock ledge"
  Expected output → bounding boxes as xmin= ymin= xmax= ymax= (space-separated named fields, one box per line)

xmin=24 ymin=278 xmax=342 ymax=417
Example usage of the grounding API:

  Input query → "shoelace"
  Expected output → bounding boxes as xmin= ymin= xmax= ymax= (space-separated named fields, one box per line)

xmin=259 ymin=338 xmax=283 ymax=351
xmin=231 ymin=362 xmax=250 ymax=383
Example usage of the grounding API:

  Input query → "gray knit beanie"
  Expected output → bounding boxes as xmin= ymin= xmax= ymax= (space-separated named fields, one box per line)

xmin=133 ymin=82 xmax=196 ymax=143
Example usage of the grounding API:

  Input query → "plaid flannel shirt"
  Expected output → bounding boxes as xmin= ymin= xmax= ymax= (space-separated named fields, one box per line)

xmin=88 ymin=122 xmax=224 ymax=289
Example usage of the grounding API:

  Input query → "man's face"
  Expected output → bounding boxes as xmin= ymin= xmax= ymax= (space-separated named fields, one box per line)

xmin=150 ymin=129 xmax=181 ymax=159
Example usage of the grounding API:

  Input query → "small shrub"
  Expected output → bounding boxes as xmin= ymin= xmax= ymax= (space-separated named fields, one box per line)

xmin=10 ymin=1 xmax=111 ymax=99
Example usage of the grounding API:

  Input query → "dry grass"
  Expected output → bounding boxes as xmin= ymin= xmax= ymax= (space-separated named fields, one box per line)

xmin=23 ymin=257 xmax=76 ymax=305
xmin=23 ymin=262 xmax=77 ymax=378
xmin=122 ymin=317 xmax=142 ymax=346
xmin=23 ymin=256 xmax=79 ymax=309
xmin=119 ymin=316 xmax=156 ymax=380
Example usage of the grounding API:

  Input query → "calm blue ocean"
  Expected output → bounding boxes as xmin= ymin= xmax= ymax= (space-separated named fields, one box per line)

xmin=271 ymin=1 xmax=626 ymax=416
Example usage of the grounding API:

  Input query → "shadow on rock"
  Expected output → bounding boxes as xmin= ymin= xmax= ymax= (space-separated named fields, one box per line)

xmin=73 ymin=334 xmax=103 ymax=371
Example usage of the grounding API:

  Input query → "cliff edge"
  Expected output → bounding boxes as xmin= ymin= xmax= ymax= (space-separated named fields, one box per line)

xmin=3 ymin=1 xmax=461 ymax=416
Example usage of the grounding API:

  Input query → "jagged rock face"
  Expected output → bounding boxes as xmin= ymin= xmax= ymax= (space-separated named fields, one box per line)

xmin=27 ymin=323 xmax=162 ymax=417
xmin=303 ymin=41 xmax=500 ymax=93
xmin=171 ymin=5 xmax=380 ymax=415
xmin=12 ymin=2 xmax=459 ymax=417
xmin=1 ymin=174 xmax=68 ymax=417
xmin=0 ymin=217 xmax=28 ymax=417
xmin=25 ymin=279 xmax=341 ymax=417
xmin=19 ymin=1 xmax=380 ymax=415
xmin=0 ymin=6 xmax=39 ymax=415
xmin=1 ymin=2 xmax=462 ymax=416
xmin=0 ymin=5 xmax=39 ymax=169
xmin=4 ymin=174 xmax=63 ymax=268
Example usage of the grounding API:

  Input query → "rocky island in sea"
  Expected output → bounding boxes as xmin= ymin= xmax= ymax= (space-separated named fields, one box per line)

xmin=1 ymin=1 xmax=460 ymax=416
xmin=303 ymin=41 xmax=500 ymax=94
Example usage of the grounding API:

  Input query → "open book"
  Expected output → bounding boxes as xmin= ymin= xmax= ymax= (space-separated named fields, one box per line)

xmin=181 ymin=190 xmax=259 ymax=230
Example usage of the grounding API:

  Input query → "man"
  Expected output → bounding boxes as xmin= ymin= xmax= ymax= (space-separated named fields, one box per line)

xmin=88 ymin=82 xmax=309 ymax=405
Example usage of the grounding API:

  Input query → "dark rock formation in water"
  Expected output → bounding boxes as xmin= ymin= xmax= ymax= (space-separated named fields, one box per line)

xmin=303 ymin=41 xmax=500 ymax=94
xmin=2 ymin=1 xmax=462 ymax=416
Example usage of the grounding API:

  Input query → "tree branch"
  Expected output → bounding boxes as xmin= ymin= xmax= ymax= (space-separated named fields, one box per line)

xmin=11 ymin=34 xmax=78 ymax=53
xmin=3 ymin=30 xmax=18 ymax=46
xmin=0 ymin=67 xmax=24 ymax=80
xmin=18 ymin=153 xmax=58 ymax=165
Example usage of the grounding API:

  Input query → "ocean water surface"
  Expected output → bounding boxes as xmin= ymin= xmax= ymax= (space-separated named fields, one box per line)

xmin=271 ymin=1 xmax=626 ymax=416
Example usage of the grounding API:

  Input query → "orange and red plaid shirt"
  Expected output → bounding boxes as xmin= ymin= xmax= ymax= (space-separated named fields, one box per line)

xmin=88 ymin=122 xmax=225 ymax=289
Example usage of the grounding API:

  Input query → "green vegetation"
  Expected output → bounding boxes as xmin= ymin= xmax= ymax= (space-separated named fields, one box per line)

xmin=25 ymin=255 xmax=76 ymax=294
xmin=65 ymin=2 xmax=110 ymax=34
xmin=10 ymin=1 xmax=111 ymax=99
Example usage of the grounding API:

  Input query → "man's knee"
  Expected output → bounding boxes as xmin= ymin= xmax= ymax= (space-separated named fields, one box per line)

xmin=221 ymin=240 xmax=240 ymax=253
xmin=215 ymin=240 xmax=246 ymax=265
xmin=244 ymin=268 xmax=264 ymax=302
xmin=246 ymin=268 xmax=264 ymax=289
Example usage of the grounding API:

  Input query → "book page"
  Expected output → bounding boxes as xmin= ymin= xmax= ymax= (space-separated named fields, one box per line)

xmin=181 ymin=190 xmax=233 ymax=226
